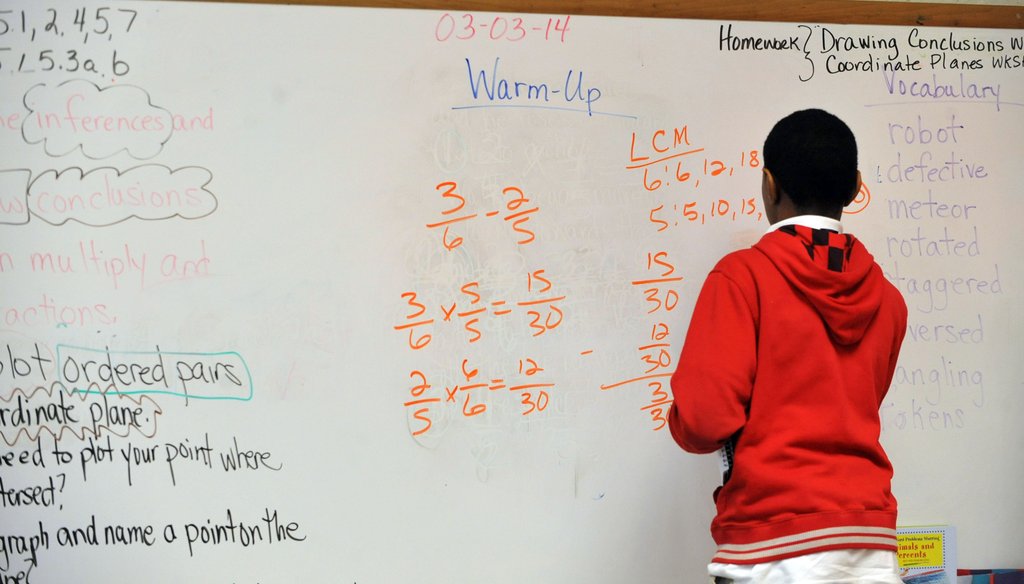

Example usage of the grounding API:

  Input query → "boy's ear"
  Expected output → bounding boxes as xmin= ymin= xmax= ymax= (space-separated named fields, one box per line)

xmin=844 ymin=170 xmax=863 ymax=206
xmin=762 ymin=168 xmax=780 ymax=206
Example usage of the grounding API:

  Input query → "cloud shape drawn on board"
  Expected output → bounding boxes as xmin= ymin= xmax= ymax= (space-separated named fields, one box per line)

xmin=28 ymin=165 xmax=218 ymax=227
xmin=22 ymin=79 xmax=173 ymax=160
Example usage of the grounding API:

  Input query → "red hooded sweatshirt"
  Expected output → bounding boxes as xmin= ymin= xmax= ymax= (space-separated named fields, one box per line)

xmin=669 ymin=223 xmax=907 ymax=564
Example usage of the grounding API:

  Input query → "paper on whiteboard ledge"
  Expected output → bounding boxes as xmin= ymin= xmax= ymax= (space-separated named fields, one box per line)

xmin=897 ymin=525 xmax=957 ymax=583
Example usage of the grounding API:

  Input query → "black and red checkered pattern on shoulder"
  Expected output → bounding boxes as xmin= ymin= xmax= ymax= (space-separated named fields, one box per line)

xmin=777 ymin=224 xmax=853 ymax=273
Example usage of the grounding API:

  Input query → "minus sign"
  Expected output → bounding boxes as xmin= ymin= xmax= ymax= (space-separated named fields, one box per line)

xmin=580 ymin=350 xmax=594 ymax=356
xmin=532 ymin=27 xmax=543 ymax=30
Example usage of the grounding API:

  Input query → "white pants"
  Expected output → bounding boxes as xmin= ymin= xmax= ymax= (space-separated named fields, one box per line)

xmin=708 ymin=549 xmax=905 ymax=584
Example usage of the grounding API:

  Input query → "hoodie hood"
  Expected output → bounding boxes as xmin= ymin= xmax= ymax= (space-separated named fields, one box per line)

xmin=754 ymin=225 xmax=883 ymax=345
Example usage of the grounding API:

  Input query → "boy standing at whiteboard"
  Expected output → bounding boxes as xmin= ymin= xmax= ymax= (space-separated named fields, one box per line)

xmin=668 ymin=109 xmax=907 ymax=584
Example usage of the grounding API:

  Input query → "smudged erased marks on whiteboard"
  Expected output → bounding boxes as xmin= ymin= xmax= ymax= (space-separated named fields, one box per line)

xmin=456 ymin=57 xmax=637 ymax=119
xmin=433 ymin=127 xmax=468 ymax=173
xmin=471 ymin=436 xmax=499 ymax=483
xmin=575 ymin=474 xmax=609 ymax=502
xmin=520 ymin=135 xmax=590 ymax=177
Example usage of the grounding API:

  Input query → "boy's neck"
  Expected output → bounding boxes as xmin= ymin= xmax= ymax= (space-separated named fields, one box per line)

xmin=768 ymin=214 xmax=843 ymax=233
xmin=774 ymin=198 xmax=843 ymax=223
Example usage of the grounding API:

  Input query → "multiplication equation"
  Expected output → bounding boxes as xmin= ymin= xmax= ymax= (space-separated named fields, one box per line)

xmin=394 ymin=269 xmax=565 ymax=349
xmin=434 ymin=13 xmax=571 ymax=43
xmin=403 ymin=356 xmax=556 ymax=437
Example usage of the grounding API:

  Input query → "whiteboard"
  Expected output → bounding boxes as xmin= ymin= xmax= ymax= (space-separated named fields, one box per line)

xmin=1 ymin=2 xmax=1022 ymax=582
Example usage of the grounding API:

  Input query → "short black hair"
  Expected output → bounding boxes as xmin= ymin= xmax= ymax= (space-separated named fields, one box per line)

xmin=763 ymin=109 xmax=858 ymax=213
